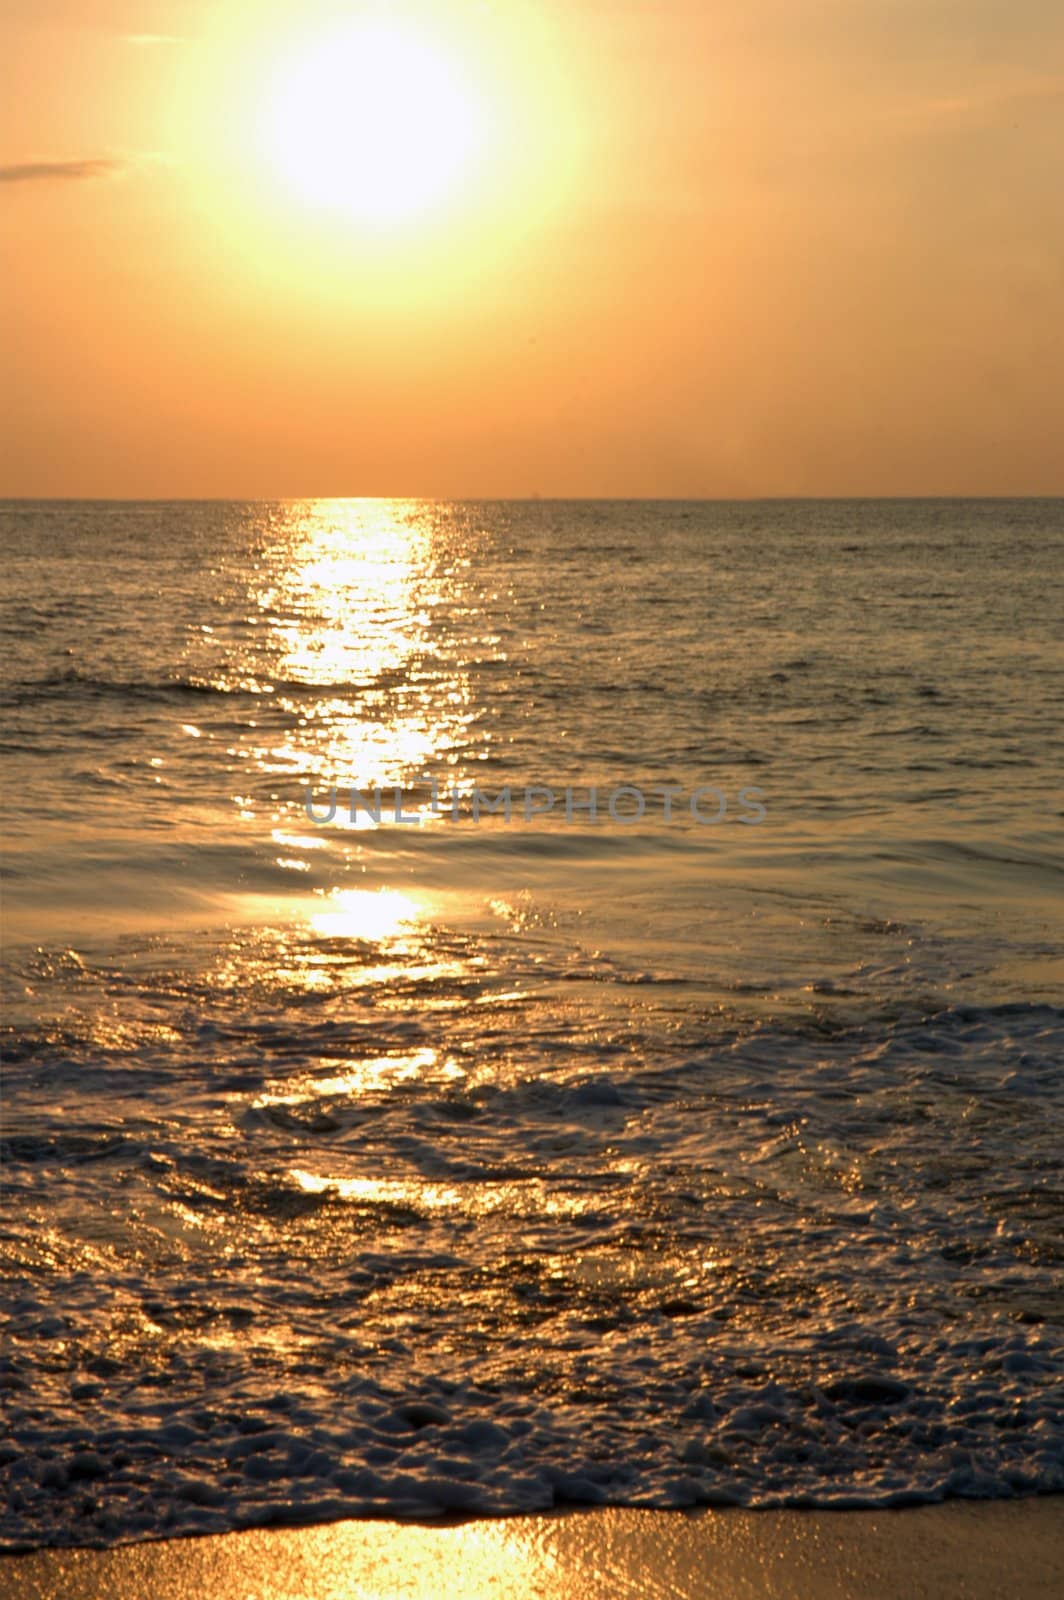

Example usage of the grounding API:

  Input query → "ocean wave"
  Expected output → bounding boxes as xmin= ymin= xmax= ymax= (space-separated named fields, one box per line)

xmin=1 ymin=668 xmax=231 ymax=709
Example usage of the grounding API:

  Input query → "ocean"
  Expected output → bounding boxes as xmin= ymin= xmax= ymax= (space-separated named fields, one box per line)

xmin=1 ymin=497 xmax=1061 ymax=1547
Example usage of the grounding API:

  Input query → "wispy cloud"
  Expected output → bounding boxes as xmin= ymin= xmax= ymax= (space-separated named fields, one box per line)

xmin=0 ymin=159 xmax=123 ymax=186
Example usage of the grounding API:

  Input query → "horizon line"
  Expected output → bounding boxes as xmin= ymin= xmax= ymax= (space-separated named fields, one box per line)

xmin=2 ymin=493 xmax=1063 ymax=505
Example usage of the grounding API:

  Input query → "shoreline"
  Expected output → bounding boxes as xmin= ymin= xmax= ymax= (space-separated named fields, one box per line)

xmin=3 ymin=1497 xmax=1063 ymax=1600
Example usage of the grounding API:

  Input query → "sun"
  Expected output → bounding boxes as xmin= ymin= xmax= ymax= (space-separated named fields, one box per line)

xmin=261 ymin=18 xmax=486 ymax=227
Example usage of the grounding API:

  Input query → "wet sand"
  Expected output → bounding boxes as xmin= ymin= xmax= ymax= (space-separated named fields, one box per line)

xmin=3 ymin=1498 xmax=1062 ymax=1599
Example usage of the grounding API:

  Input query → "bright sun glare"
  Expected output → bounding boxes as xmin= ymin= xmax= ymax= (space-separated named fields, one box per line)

xmin=262 ymin=18 xmax=485 ymax=226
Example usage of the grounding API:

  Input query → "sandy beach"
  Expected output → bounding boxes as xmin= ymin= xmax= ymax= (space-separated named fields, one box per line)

xmin=3 ymin=1499 xmax=1063 ymax=1600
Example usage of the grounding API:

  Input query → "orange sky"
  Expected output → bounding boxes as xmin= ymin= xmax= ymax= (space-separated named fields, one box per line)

xmin=2 ymin=0 xmax=1063 ymax=497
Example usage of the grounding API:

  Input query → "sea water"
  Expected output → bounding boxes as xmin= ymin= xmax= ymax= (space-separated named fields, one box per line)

xmin=1 ymin=498 xmax=1062 ymax=1546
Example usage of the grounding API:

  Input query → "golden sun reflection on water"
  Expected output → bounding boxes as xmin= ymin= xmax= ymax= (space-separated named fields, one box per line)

xmin=307 ymin=888 xmax=422 ymax=942
xmin=250 ymin=500 xmax=476 ymax=785
xmin=278 ymin=1167 xmax=614 ymax=1225
xmin=253 ymin=1048 xmax=464 ymax=1107
xmin=290 ymin=1169 xmax=463 ymax=1211
xmin=271 ymin=830 xmax=328 ymax=852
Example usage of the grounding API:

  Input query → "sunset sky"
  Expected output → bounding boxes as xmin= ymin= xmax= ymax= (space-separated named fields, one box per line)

xmin=3 ymin=0 xmax=1062 ymax=498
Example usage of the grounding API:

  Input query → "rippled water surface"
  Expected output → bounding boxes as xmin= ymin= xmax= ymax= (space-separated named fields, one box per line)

xmin=1 ymin=499 xmax=1062 ymax=1546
